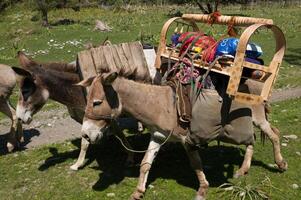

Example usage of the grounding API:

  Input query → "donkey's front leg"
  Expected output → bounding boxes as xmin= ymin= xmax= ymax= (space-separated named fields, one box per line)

xmin=234 ymin=144 xmax=253 ymax=178
xmin=0 ymin=99 xmax=18 ymax=152
xmin=70 ymin=137 xmax=89 ymax=170
xmin=131 ymin=132 xmax=163 ymax=200
xmin=184 ymin=144 xmax=209 ymax=200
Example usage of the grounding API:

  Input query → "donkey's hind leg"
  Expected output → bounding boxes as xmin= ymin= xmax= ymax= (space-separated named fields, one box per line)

xmin=0 ymin=99 xmax=20 ymax=152
xmin=183 ymin=144 xmax=209 ymax=200
xmin=234 ymin=144 xmax=254 ymax=178
xmin=252 ymin=104 xmax=287 ymax=171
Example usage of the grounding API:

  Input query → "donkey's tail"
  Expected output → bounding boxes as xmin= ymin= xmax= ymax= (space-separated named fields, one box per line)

xmin=260 ymin=103 xmax=272 ymax=145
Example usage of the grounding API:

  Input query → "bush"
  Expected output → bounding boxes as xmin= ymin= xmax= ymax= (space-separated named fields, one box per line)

xmin=0 ymin=0 xmax=22 ymax=13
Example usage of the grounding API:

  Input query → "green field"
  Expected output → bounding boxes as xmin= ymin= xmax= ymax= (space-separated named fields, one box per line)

xmin=0 ymin=3 xmax=301 ymax=200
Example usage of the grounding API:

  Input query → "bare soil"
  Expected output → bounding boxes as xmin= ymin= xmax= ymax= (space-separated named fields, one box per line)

xmin=0 ymin=87 xmax=300 ymax=154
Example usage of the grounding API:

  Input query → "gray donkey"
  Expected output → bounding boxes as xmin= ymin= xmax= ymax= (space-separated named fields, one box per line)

xmin=0 ymin=64 xmax=23 ymax=152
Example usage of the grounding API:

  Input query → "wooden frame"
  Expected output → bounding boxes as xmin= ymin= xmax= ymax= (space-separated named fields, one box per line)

xmin=155 ymin=14 xmax=285 ymax=105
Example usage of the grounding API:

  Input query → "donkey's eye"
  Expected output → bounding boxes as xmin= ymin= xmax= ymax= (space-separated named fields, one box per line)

xmin=93 ymin=99 xmax=103 ymax=107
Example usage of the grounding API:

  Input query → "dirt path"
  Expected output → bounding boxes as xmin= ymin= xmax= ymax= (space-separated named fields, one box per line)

xmin=0 ymin=87 xmax=300 ymax=153
xmin=270 ymin=87 xmax=301 ymax=102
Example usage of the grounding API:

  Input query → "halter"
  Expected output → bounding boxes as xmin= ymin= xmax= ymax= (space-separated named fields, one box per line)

xmin=84 ymin=112 xmax=116 ymax=121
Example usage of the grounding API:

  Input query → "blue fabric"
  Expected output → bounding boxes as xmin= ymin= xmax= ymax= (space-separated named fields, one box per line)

xmin=215 ymin=38 xmax=263 ymax=59
xmin=171 ymin=33 xmax=181 ymax=46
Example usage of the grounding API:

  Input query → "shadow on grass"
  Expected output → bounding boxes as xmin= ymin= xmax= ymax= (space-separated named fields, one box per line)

xmin=36 ymin=134 xmax=283 ymax=192
xmin=50 ymin=19 xmax=77 ymax=26
xmin=284 ymin=48 xmax=301 ymax=66
xmin=0 ymin=128 xmax=40 ymax=155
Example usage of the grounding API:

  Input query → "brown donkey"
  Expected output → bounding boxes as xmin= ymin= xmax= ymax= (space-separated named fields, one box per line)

xmin=12 ymin=51 xmax=151 ymax=170
xmin=0 ymin=64 xmax=23 ymax=152
xmin=79 ymin=73 xmax=287 ymax=200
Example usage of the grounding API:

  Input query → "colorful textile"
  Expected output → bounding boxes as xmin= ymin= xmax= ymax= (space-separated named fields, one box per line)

xmin=177 ymin=32 xmax=217 ymax=62
xmin=173 ymin=58 xmax=200 ymax=85
xmin=215 ymin=37 xmax=263 ymax=59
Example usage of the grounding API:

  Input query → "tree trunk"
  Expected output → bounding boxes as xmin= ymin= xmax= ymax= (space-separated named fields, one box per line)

xmin=41 ymin=9 xmax=49 ymax=27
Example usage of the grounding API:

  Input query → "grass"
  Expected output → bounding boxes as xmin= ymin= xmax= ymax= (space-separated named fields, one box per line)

xmin=0 ymin=98 xmax=300 ymax=199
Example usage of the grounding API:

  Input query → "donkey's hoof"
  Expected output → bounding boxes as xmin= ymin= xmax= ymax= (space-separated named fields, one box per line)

xmin=70 ymin=164 xmax=79 ymax=171
xmin=6 ymin=142 xmax=15 ymax=153
xmin=194 ymin=195 xmax=206 ymax=200
xmin=277 ymin=160 xmax=288 ymax=171
xmin=234 ymin=170 xmax=246 ymax=179
xmin=130 ymin=190 xmax=144 ymax=200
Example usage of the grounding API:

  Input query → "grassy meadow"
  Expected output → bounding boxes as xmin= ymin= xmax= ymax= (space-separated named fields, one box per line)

xmin=0 ymin=2 xmax=301 ymax=199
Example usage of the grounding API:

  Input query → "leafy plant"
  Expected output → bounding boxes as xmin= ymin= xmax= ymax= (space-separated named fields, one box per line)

xmin=217 ymin=176 xmax=280 ymax=200
xmin=137 ymin=31 xmax=160 ymax=46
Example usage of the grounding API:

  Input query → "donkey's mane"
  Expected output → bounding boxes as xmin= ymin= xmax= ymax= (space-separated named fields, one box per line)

xmin=34 ymin=65 xmax=80 ymax=84
xmin=41 ymin=62 xmax=77 ymax=73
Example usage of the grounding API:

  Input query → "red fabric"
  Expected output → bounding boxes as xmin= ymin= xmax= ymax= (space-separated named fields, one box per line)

xmin=178 ymin=32 xmax=217 ymax=62
xmin=208 ymin=11 xmax=221 ymax=25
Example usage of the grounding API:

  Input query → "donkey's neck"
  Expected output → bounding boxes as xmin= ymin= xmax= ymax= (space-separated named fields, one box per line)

xmin=112 ymin=78 xmax=177 ymax=131
xmin=39 ymin=69 xmax=86 ymax=109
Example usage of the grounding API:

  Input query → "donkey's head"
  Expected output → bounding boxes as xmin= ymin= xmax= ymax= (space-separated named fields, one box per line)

xmin=78 ymin=72 xmax=121 ymax=144
xmin=12 ymin=52 xmax=50 ymax=124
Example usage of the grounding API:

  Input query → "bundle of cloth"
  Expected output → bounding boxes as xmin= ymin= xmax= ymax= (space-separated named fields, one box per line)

xmin=171 ymin=31 xmax=264 ymax=65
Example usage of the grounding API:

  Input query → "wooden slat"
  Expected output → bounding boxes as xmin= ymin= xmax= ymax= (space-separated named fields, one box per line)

xmin=182 ymin=14 xmax=273 ymax=26
xmin=102 ymin=45 xmax=119 ymax=73
xmin=114 ymin=44 xmax=133 ymax=77
xmin=128 ymin=42 xmax=150 ymax=79
xmin=91 ymin=47 xmax=109 ymax=73
xmin=77 ymin=50 xmax=96 ymax=93
xmin=121 ymin=43 xmax=136 ymax=75
xmin=242 ymin=61 xmax=271 ymax=72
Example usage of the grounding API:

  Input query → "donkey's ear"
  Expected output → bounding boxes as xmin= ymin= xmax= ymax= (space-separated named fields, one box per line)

xmin=17 ymin=51 xmax=37 ymax=68
xmin=75 ymin=76 xmax=96 ymax=87
xmin=12 ymin=67 xmax=34 ymax=79
xmin=101 ymin=72 xmax=118 ymax=85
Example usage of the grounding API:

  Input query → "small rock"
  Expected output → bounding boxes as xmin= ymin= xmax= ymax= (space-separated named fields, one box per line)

xmin=47 ymin=123 xmax=52 ymax=127
xmin=283 ymin=134 xmax=298 ymax=140
xmin=268 ymin=163 xmax=276 ymax=168
xmin=148 ymin=184 xmax=154 ymax=189
xmin=292 ymin=184 xmax=299 ymax=189
xmin=296 ymin=151 xmax=301 ymax=156
xmin=106 ymin=193 xmax=115 ymax=197
xmin=94 ymin=20 xmax=112 ymax=32
xmin=281 ymin=143 xmax=287 ymax=147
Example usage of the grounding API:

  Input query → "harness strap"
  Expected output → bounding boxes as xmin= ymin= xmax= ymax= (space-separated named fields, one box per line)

xmin=84 ymin=112 xmax=115 ymax=121
xmin=114 ymin=129 xmax=173 ymax=154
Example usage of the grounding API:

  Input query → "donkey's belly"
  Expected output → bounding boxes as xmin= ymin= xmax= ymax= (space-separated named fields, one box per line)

xmin=189 ymin=89 xmax=254 ymax=146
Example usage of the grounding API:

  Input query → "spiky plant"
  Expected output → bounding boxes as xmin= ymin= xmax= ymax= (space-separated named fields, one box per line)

xmin=217 ymin=176 xmax=280 ymax=200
